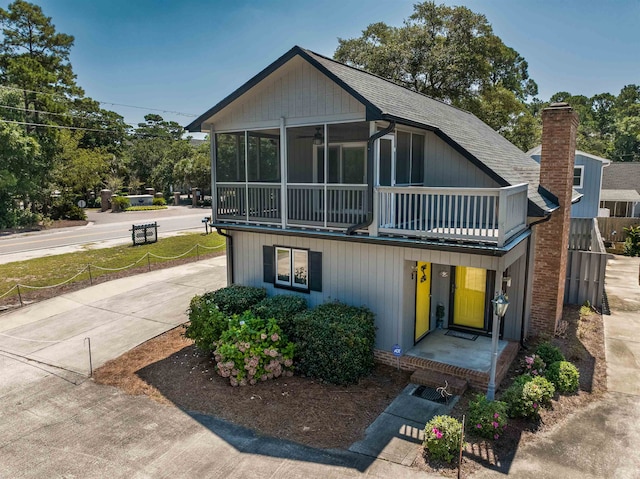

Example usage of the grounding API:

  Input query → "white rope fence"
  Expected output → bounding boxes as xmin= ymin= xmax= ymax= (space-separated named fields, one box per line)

xmin=0 ymin=242 xmax=226 ymax=307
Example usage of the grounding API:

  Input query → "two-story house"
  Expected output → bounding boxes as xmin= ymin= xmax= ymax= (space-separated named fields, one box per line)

xmin=186 ymin=46 xmax=579 ymax=390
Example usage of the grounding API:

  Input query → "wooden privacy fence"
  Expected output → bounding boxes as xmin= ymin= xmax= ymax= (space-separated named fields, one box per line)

xmin=565 ymin=218 xmax=608 ymax=309
xmin=597 ymin=217 xmax=640 ymax=243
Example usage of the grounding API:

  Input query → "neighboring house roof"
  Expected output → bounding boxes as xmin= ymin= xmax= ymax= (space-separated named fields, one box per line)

xmin=526 ymin=145 xmax=612 ymax=165
xmin=600 ymin=189 xmax=640 ymax=202
xmin=186 ymin=45 xmax=561 ymax=216
xmin=601 ymin=162 xmax=640 ymax=193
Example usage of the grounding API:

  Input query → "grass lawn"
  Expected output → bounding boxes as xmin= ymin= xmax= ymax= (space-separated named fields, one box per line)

xmin=0 ymin=232 xmax=225 ymax=299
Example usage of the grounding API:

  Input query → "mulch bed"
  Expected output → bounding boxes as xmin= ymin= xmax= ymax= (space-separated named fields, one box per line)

xmin=413 ymin=305 xmax=607 ymax=477
xmin=94 ymin=326 xmax=411 ymax=450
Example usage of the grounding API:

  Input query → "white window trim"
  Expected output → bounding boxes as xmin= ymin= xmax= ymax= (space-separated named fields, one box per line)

xmin=573 ymin=165 xmax=584 ymax=189
xmin=274 ymin=246 xmax=309 ymax=290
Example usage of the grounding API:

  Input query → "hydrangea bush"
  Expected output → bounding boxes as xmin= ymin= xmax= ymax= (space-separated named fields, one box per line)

xmin=523 ymin=354 xmax=546 ymax=376
xmin=423 ymin=415 xmax=463 ymax=463
xmin=467 ymin=394 xmax=508 ymax=440
xmin=251 ymin=294 xmax=308 ymax=343
xmin=214 ymin=311 xmax=295 ymax=386
xmin=209 ymin=285 xmax=267 ymax=315
xmin=502 ymin=375 xmax=555 ymax=419
xmin=184 ymin=292 xmax=229 ymax=353
xmin=545 ymin=360 xmax=580 ymax=394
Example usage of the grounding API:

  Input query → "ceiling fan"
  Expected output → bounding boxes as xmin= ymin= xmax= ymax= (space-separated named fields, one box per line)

xmin=296 ymin=127 xmax=324 ymax=145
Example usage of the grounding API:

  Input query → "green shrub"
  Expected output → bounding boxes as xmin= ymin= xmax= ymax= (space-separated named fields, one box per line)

xmin=546 ymin=361 xmax=580 ymax=394
xmin=111 ymin=196 xmax=130 ymax=211
xmin=623 ymin=225 xmax=640 ymax=257
xmin=535 ymin=342 xmax=565 ymax=367
xmin=50 ymin=198 xmax=87 ymax=221
xmin=423 ymin=415 xmax=463 ymax=463
xmin=209 ymin=285 xmax=267 ymax=315
xmin=214 ymin=311 xmax=295 ymax=386
xmin=523 ymin=354 xmax=546 ymax=376
xmin=183 ymin=292 xmax=229 ymax=352
xmin=468 ymin=394 xmax=508 ymax=440
xmin=251 ymin=295 xmax=308 ymax=341
xmin=153 ymin=197 xmax=167 ymax=206
xmin=502 ymin=375 xmax=555 ymax=419
xmin=294 ymin=302 xmax=376 ymax=385
xmin=126 ymin=205 xmax=167 ymax=211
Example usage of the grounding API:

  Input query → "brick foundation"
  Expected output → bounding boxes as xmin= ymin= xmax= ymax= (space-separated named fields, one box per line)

xmin=374 ymin=342 xmax=519 ymax=391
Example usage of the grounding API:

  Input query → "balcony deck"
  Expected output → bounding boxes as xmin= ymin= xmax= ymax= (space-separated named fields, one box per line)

xmin=214 ymin=183 xmax=528 ymax=247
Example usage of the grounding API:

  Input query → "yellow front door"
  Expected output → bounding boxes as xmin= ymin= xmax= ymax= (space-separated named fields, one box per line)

xmin=415 ymin=262 xmax=431 ymax=341
xmin=453 ymin=266 xmax=486 ymax=329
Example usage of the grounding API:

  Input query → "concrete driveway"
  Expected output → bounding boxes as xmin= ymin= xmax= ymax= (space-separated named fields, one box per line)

xmin=473 ymin=254 xmax=640 ymax=479
xmin=0 ymin=256 xmax=437 ymax=479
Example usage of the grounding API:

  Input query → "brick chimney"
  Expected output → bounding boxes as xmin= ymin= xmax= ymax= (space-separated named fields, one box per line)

xmin=530 ymin=102 xmax=579 ymax=336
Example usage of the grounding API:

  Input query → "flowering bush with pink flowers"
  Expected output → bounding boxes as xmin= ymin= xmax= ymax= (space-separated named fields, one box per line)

xmin=467 ymin=394 xmax=508 ymax=440
xmin=502 ymin=374 xmax=555 ymax=419
xmin=214 ymin=311 xmax=295 ymax=386
xmin=423 ymin=415 xmax=463 ymax=463
xmin=522 ymin=354 xmax=546 ymax=377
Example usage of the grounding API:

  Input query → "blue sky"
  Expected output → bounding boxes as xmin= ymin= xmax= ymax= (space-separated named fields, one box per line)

xmin=1 ymin=0 xmax=638 ymax=134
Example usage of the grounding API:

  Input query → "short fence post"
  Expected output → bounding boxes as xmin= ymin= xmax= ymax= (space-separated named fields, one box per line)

xmin=196 ymin=244 xmax=199 ymax=261
xmin=88 ymin=264 xmax=93 ymax=285
xmin=84 ymin=337 xmax=93 ymax=377
xmin=16 ymin=284 xmax=23 ymax=307
xmin=147 ymin=253 xmax=151 ymax=272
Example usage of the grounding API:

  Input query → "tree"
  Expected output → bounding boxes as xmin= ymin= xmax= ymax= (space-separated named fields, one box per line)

xmin=134 ymin=113 xmax=183 ymax=141
xmin=52 ymin=129 xmax=110 ymax=200
xmin=334 ymin=1 xmax=538 ymax=144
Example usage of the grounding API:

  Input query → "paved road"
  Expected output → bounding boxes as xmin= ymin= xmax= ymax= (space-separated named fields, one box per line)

xmin=0 ymin=206 xmax=212 ymax=264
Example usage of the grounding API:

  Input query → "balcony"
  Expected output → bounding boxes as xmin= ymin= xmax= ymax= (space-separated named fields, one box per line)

xmin=214 ymin=183 xmax=528 ymax=247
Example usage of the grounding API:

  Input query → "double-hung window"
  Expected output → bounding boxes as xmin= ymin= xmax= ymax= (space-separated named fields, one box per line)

xmin=573 ymin=166 xmax=584 ymax=189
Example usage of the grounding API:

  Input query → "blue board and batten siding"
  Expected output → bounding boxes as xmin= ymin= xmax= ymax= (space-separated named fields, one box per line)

xmin=531 ymin=151 xmax=607 ymax=218
xmin=230 ymin=230 xmax=528 ymax=352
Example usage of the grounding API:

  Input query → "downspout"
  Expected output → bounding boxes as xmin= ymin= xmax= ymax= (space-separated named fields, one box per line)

xmin=215 ymin=227 xmax=234 ymax=284
xmin=346 ymin=120 xmax=396 ymax=235
xmin=520 ymin=212 xmax=553 ymax=346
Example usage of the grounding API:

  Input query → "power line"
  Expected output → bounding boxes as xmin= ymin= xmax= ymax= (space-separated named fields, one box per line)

xmin=0 ymin=84 xmax=197 ymax=117
xmin=0 ymin=103 xmax=139 ymax=128
xmin=0 ymin=119 xmax=195 ymax=140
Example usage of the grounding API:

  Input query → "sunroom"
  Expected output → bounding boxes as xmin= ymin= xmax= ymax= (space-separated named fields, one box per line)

xmin=212 ymin=119 xmax=529 ymax=248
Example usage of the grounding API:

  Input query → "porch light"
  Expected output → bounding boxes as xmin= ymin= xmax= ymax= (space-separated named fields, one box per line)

xmin=491 ymin=293 xmax=509 ymax=318
xmin=487 ymin=292 xmax=509 ymax=401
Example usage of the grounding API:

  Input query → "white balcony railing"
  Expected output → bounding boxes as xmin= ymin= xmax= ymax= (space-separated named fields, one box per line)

xmin=374 ymin=184 xmax=528 ymax=247
xmin=215 ymin=182 xmax=528 ymax=246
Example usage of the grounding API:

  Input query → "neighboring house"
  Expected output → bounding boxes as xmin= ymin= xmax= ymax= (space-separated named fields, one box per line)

xmin=528 ymin=146 xmax=608 ymax=218
xmin=600 ymin=162 xmax=640 ymax=217
xmin=187 ymin=46 xmax=579 ymax=388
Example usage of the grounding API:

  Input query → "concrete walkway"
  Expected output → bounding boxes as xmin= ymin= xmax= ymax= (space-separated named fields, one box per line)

xmin=0 ymin=256 xmax=440 ymax=479
xmin=473 ymin=254 xmax=640 ymax=479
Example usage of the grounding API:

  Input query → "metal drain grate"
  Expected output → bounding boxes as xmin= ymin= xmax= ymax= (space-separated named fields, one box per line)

xmin=411 ymin=385 xmax=449 ymax=404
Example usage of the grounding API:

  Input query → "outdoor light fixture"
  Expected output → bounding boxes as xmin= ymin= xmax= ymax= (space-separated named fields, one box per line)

xmin=312 ymin=127 xmax=323 ymax=145
xmin=487 ymin=291 xmax=510 ymax=400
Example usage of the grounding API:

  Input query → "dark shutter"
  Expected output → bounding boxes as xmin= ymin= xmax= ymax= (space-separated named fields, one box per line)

xmin=309 ymin=251 xmax=322 ymax=292
xmin=263 ymin=245 xmax=275 ymax=284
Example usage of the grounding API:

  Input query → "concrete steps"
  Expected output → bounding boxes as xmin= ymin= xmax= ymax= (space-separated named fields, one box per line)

xmin=409 ymin=369 xmax=468 ymax=396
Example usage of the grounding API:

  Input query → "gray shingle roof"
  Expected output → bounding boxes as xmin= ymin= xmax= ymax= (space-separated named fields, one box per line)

xmin=600 ymin=189 xmax=640 ymax=202
xmin=187 ymin=46 xmax=561 ymax=216
xmin=303 ymin=49 xmax=557 ymax=215
xmin=602 ymin=162 xmax=640 ymax=192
